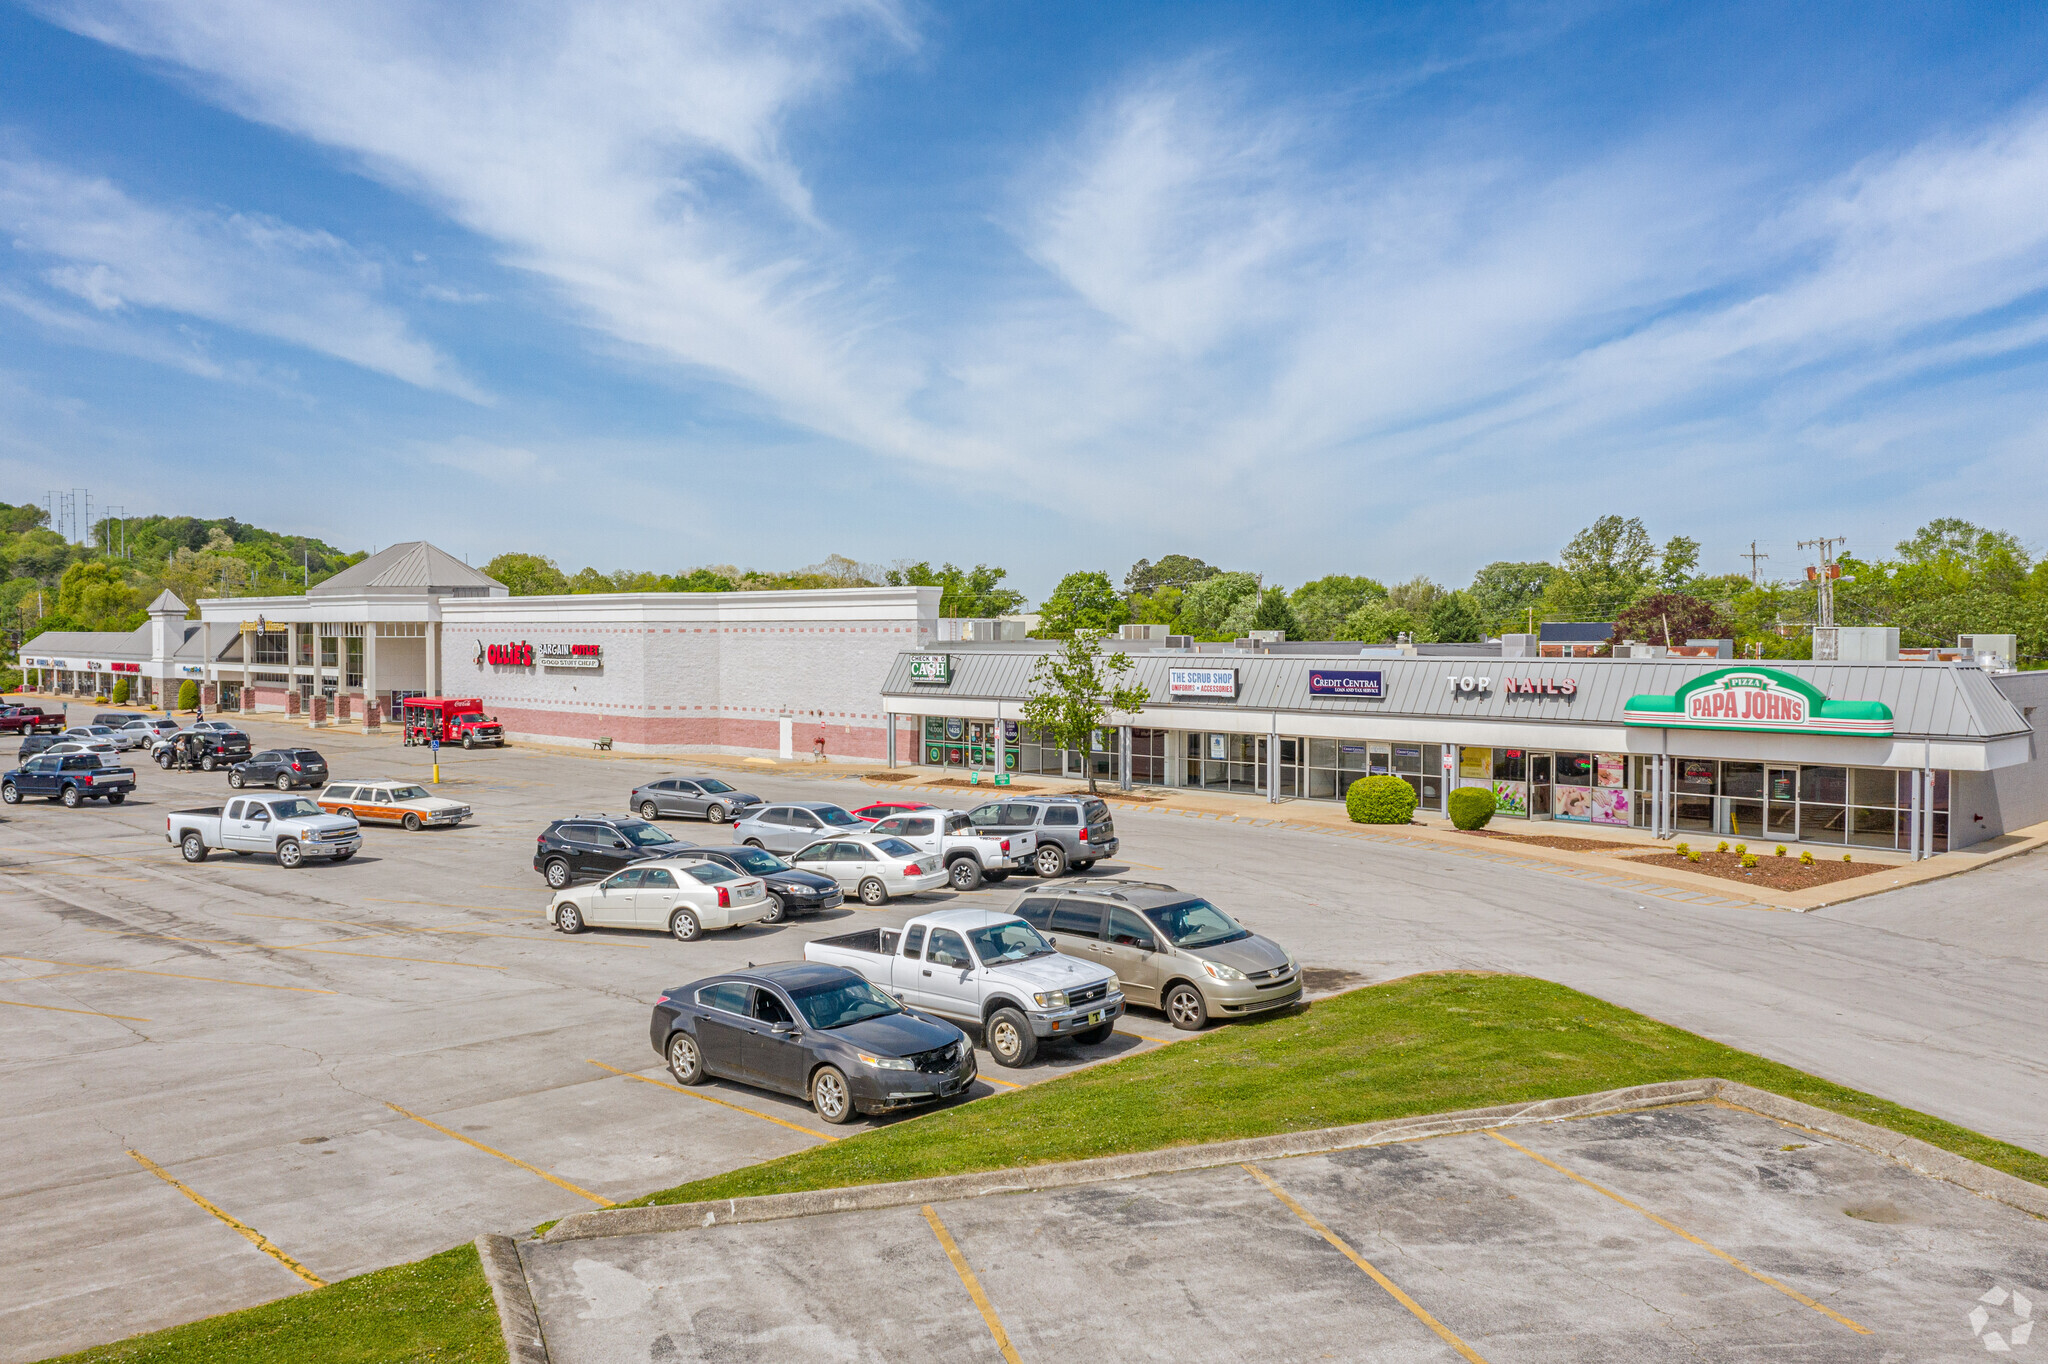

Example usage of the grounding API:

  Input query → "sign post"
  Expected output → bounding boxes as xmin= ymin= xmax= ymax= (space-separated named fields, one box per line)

xmin=430 ymin=736 xmax=441 ymax=784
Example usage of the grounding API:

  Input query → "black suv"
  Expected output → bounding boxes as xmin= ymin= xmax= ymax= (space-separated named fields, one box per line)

xmin=533 ymin=816 xmax=699 ymax=889
xmin=229 ymin=748 xmax=330 ymax=791
xmin=16 ymin=734 xmax=60 ymax=762
xmin=962 ymin=795 xmax=1119 ymax=876
xmin=666 ymin=845 xmax=842 ymax=923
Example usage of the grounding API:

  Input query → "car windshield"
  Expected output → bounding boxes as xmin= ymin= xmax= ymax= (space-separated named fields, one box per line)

xmin=788 ymin=977 xmax=902 ymax=1030
xmin=966 ymin=919 xmax=1056 ymax=965
xmin=697 ymin=779 xmax=733 ymax=793
xmin=619 ymin=821 xmax=679 ymax=847
xmin=684 ymin=862 xmax=740 ymax=884
xmin=1143 ymin=899 xmax=1252 ymax=950
xmin=730 ymin=848 xmax=787 ymax=875
xmin=268 ymin=798 xmax=323 ymax=818
xmin=813 ymin=806 xmax=860 ymax=827
xmin=388 ymin=785 xmax=429 ymax=801
xmin=872 ymin=837 xmax=919 ymax=858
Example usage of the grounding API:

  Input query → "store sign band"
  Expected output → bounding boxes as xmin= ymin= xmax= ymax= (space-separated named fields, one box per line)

xmin=1169 ymin=668 xmax=1238 ymax=699
xmin=1624 ymin=667 xmax=1892 ymax=737
xmin=476 ymin=640 xmax=604 ymax=669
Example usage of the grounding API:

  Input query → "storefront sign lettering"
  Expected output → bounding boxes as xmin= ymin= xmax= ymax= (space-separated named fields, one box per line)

xmin=484 ymin=642 xmax=535 ymax=667
xmin=1500 ymin=676 xmax=1577 ymax=696
xmin=1623 ymin=667 xmax=1893 ymax=736
xmin=540 ymin=642 xmax=601 ymax=669
xmin=908 ymin=654 xmax=953 ymax=685
xmin=1170 ymin=667 xmax=1238 ymax=698
xmin=1444 ymin=675 xmax=1493 ymax=693
xmin=1308 ymin=669 xmax=1384 ymax=699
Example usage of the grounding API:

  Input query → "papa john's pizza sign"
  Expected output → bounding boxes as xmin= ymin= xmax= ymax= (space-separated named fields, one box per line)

xmin=1623 ymin=667 xmax=1892 ymax=737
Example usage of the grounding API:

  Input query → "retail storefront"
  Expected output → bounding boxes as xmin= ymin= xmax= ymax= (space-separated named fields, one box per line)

xmin=882 ymin=650 xmax=2048 ymax=854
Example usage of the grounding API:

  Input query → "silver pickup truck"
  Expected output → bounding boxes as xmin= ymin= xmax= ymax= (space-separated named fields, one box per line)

xmin=167 ymin=795 xmax=363 ymax=868
xmin=805 ymin=906 xmax=1123 ymax=1067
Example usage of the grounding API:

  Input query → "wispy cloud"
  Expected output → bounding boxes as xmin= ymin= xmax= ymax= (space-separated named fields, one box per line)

xmin=0 ymin=156 xmax=484 ymax=400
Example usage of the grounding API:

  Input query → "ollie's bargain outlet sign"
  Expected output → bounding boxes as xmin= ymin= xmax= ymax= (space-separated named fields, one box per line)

xmin=1624 ymin=668 xmax=1893 ymax=737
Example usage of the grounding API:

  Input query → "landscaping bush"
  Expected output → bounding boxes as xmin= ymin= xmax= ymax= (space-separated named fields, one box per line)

xmin=1686 ymin=849 xmax=1702 ymax=863
xmin=1447 ymin=786 xmax=1496 ymax=830
xmin=111 ymin=677 xmax=130 ymax=705
xmin=1347 ymin=774 xmax=1418 ymax=825
xmin=1800 ymin=849 xmax=1815 ymax=866
xmin=1733 ymin=842 xmax=1747 ymax=857
xmin=1843 ymin=853 xmax=1853 ymax=863
xmin=177 ymin=679 xmax=199 ymax=711
xmin=1774 ymin=845 xmax=1786 ymax=857
xmin=1740 ymin=853 xmax=1758 ymax=869
xmin=1674 ymin=841 xmax=1690 ymax=857
xmin=1716 ymin=840 xmax=1730 ymax=853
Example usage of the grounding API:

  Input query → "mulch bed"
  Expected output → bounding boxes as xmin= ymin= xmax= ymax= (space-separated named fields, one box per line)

xmin=1459 ymin=831 xmax=1659 ymax=853
xmin=1624 ymin=849 xmax=1893 ymax=890
xmin=924 ymin=777 xmax=1046 ymax=792
xmin=862 ymin=771 xmax=919 ymax=782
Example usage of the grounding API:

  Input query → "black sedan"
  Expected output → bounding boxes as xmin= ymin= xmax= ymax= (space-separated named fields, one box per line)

xmin=228 ymin=748 xmax=329 ymax=791
xmin=668 ymin=845 xmax=842 ymax=922
xmin=650 ymin=962 xmax=975 ymax=1124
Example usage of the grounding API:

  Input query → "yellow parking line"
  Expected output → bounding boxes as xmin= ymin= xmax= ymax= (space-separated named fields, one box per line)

xmin=385 ymin=1104 xmax=613 ymax=1206
xmin=976 ymin=1073 xmax=1024 ymax=1090
xmin=1244 ymin=1162 xmax=1491 ymax=1364
xmin=0 ymin=954 xmax=336 ymax=994
xmin=127 ymin=1150 xmax=323 ymax=1287
xmin=0 ymin=998 xmax=150 ymax=1021
xmin=922 ymin=1205 xmax=1022 ymax=1364
xmin=583 ymin=1059 xmax=837 ymax=1141
xmin=1484 ymin=1130 xmax=1870 ymax=1334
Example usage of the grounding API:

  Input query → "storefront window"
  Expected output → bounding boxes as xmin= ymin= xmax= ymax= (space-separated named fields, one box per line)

xmin=1720 ymin=762 xmax=1764 ymax=799
xmin=1676 ymin=759 xmax=1716 ymax=794
xmin=1492 ymin=749 xmax=1527 ymax=782
xmin=1799 ymin=765 xmax=1847 ymax=804
xmin=1555 ymin=753 xmax=1592 ymax=785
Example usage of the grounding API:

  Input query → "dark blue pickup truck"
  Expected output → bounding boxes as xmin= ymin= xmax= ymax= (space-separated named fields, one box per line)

xmin=2 ymin=753 xmax=136 ymax=807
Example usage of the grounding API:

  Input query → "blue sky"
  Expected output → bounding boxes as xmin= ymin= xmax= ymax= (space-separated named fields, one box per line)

xmin=5 ymin=1 xmax=2048 ymax=600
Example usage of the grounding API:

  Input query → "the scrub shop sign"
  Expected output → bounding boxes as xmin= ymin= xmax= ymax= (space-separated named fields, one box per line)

xmin=1169 ymin=668 xmax=1238 ymax=699
xmin=1308 ymin=669 xmax=1384 ymax=699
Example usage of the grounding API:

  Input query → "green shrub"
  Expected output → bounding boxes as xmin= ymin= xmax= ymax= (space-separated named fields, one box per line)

xmin=1774 ymin=844 xmax=1786 ymax=857
xmin=1447 ymin=786 xmax=1496 ymax=830
xmin=1347 ymin=774 xmax=1418 ymax=825
xmin=111 ymin=677 xmax=131 ymax=704
xmin=1716 ymin=840 xmax=1730 ymax=853
xmin=1843 ymin=853 xmax=1852 ymax=863
xmin=177 ymin=679 xmax=199 ymax=711
xmin=1732 ymin=842 xmax=1747 ymax=857
xmin=1685 ymin=849 xmax=1702 ymax=863
xmin=1674 ymin=841 xmax=1690 ymax=857
xmin=1800 ymin=849 xmax=1815 ymax=866
xmin=1740 ymin=854 xmax=1758 ymax=869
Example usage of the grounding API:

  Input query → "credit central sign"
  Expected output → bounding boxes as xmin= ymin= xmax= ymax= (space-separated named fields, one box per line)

xmin=1307 ymin=669 xmax=1383 ymax=699
xmin=1624 ymin=667 xmax=1893 ymax=737
xmin=1169 ymin=667 xmax=1238 ymax=699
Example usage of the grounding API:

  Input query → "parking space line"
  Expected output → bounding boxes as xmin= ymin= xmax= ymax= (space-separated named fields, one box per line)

xmin=73 ymin=928 xmax=507 ymax=970
xmin=127 ymin=1150 xmax=323 ymax=1287
xmin=974 ymin=1072 xmax=1024 ymax=1089
xmin=233 ymin=911 xmax=648 ymax=948
xmin=1244 ymin=1162 xmax=1492 ymax=1364
xmin=282 ymin=947 xmax=507 ymax=969
xmin=0 ymin=954 xmax=337 ymax=994
xmin=0 ymin=997 xmax=151 ymax=1021
xmin=582 ymin=1059 xmax=837 ymax=1141
xmin=385 ymin=1103 xmax=615 ymax=1205
xmin=921 ymin=1205 xmax=1023 ymax=1364
xmin=1484 ymin=1129 xmax=1871 ymax=1334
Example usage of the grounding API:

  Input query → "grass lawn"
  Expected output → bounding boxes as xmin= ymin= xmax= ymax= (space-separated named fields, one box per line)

xmin=626 ymin=971 xmax=2048 ymax=1207
xmin=39 ymin=1244 xmax=504 ymax=1364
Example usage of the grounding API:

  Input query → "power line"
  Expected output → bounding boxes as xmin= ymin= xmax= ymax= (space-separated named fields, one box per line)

xmin=1798 ymin=535 xmax=1848 ymax=659
xmin=1740 ymin=540 xmax=1769 ymax=584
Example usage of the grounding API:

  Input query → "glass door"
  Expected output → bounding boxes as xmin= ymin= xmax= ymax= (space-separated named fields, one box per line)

xmin=1254 ymin=737 xmax=1268 ymax=795
xmin=1279 ymin=738 xmax=1300 ymax=797
xmin=1767 ymin=767 xmax=1799 ymax=840
xmin=1529 ymin=753 xmax=1554 ymax=818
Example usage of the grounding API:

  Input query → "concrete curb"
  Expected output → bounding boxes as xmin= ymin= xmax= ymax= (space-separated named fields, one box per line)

xmin=541 ymin=1077 xmax=2048 ymax=1246
xmin=474 ymin=1234 xmax=549 ymax=1364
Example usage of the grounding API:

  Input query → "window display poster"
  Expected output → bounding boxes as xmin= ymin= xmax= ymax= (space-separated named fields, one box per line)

xmin=925 ymin=716 xmax=945 ymax=741
xmin=1595 ymin=753 xmax=1625 ymax=788
xmin=1210 ymin=734 xmax=1226 ymax=760
xmin=926 ymin=744 xmax=944 ymax=764
xmin=1554 ymin=785 xmax=1592 ymax=821
xmin=1491 ymin=780 xmax=1529 ymax=816
xmin=1460 ymin=747 xmax=1491 ymax=779
xmin=945 ymin=746 xmax=964 ymax=765
xmin=1592 ymin=787 xmax=1631 ymax=826
xmin=945 ymin=717 xmax=964 ymax=741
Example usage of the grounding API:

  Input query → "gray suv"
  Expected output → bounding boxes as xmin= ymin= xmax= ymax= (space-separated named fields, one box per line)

xmin=733 ymin=801 xmax=865 ymax=854
xmin=630 ymin=776 xmax=763 ymax=824
xmin=1012 ymin=880 xmax=1299 ymax=1029
xmin=962 ymin=795 xmax=1119 ymax=876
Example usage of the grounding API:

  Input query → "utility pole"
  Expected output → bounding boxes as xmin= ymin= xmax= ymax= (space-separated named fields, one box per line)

xmin=1798 ymin=536 xmax=1847 ymax=660
xmin=1741 ymin=540 xmax=1769 ymax=584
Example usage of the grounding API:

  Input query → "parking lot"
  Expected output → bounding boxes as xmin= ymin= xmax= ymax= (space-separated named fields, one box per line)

xmin=4 ymin=714 xmax=2046 ymax=1361
xmin=522 ymin=1102 xmax=2047 ymax=1362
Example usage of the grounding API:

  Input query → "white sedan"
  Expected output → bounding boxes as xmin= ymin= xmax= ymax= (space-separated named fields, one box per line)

xmin=787 ymin=834 xmax=950 ymax=906
xmin=548 ymin=859 xmax=769 ymax=942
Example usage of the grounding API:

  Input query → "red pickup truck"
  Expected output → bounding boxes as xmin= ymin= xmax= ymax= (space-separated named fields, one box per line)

xmin=401 ymin=697 xmax=505 ymax=750
xmin=0 ymin=705 xmax=64 ymax=736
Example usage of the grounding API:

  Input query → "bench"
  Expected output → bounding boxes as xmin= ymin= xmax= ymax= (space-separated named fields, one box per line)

xmin=592 ymin=737 xmax=612 ymax=751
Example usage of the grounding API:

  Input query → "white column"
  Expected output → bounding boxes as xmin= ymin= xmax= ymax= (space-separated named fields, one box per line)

xmin=364 ymin=627 xmax=379 ymax=720
xmin=885 ymin=713 xmax=896 ymax=769
xmin=1266 ymin=717 xmax=1279 ymax=803
xmin=1922 ymin=747 xmax=1935 ymax=858
xmin=1907 ymin=768 xmax=1922 ymax=863
xmin=426 ymin=622 xmax=441 ymax=696
xmin=1118 ymin=723 xmax=1132 ymax=792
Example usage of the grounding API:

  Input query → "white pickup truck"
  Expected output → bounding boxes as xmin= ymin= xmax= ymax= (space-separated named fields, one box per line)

xmin=862 ymin=808 xmax=1038 ymax=891
xmin=805 ymin=906 xmax=1123 ymax=1067
xmin=167 ymin=795 xmax=363 ymax=869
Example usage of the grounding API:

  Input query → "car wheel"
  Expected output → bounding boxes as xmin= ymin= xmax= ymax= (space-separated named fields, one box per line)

xmin=155 ymin=754 xmax=171 ymax=769
xmin=666 ymin=1031 xmax=705 ymax=1085
xmin=948 ymin=858 xmax=982 ymax=891
xmin=985 ymin=1008 xmax=1037 ymax=1067
xmin=810 ymin=1065 xmax=855 ymax=1124
xmin=180 ymin=833 xmax=208 ymax=862
xmin=760 ymin=894 xmax=786 ymax=924
xmin=402 ymin=812 xmax=422 ymax=832
xmin=858 ymin=877 xmax=888 ymax=906
xmin=556 ymin=903 xmax=584 ymax=933
xmin=462 ymin=735 xmax=474 ymax=750
xmin=639 ymin=801 xmax=659 ymax=820
xmin=201 ymin=754 xmax=216 ymax=771
xmin=108 ymin=793 xmax=125 ymax=805
xmin=228 ymin=772 xmax=244 ymax=788
xmin=544 ymin=858 xmax=571 ymax=889
xmin=1074 ymin=859 xmax=1096 ymax=871
xmin=1165 ymin=983 xmax=1208 ymax=1031
xmin=1073 ymin=1022 xmax=1114 ymax=1045
xmin=60 ymin=785 xmax=81 ymax=808
xmin=1034 ymin=844 xmax=1066 ymax=877
xmin=742 ymin=838 xmax=765 ymax=850
xmin=704 ymin=803 xmax=725 ymax=823
xmin=669 ymin=908 xmax=701 ymax=942
xmin=1 ymin=783 xmax=17 ymax=804
xmin=276 ymin=839 xmax=304 ymax=869
xmin=276 ymin=774 xmax=293 ymax=792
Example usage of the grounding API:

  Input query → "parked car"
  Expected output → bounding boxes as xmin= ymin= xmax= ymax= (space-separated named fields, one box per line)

xmin=0 ymin=705 xmax=65 ymax=735
xmin=60 ymin=724 xmax=144 ymax=752
xmin=849 ymin=800 xmax=933 ymax=823
xmin=549 ymin=858 xmax=769 ymax=941
xmin=117 ymin=717 xmax=181 ymax=748
xmin=16 ymin=734 xmax=60 ymax=762
xmin=93 ymin=711 xmax=145 ymax=729
xmin=229 ymin=748 xmax=330 ymax=791
xmin=45 ymin=740 xmax=118 ymax=759
xmin=665 ymin=845 xmax=843 ymax=922
xmin=962 ymin=795 xmax=1120 ymax=876
xmin=3 ymin=752 xmax=137 ymax=807
xmin=863 ymin=807 xmax=1038 ymax=891
xmin=166 ymin=796 xmax=362 ymax=867
xmin=628 ymin=776 xmax=762 ymax=823
xmin=152 ymin=727 xmax=251 ymax=771
xmin=317 ymin=779 xmax=471 ymax=830
xmin=1012 ymin=881 xmax=1300 ymax=1030
xmin=805 ymin=907 xmax=1122 ymax=1067
xmin=650 ymin=962 xmax=976 ymax=1124
xmin=532 ymin=815 xmax=699 ymax=888
xmin=787 ymin=834 xmax=950 ymax=905
xmin=732 ymin=801 xmax=866 ymax=854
